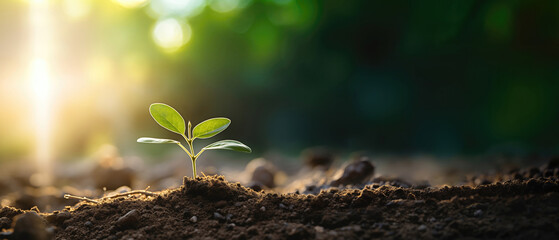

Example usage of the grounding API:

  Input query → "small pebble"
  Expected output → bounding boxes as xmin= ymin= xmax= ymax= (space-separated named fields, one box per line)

xmin=46 ymin=226 xmax=56 ymax=236
xmin=216 ymin=200 xmax=227 ymax=208
xmin=372 ymin=222 xmax=384 ymax=229
xmin=279 ymin=203 xmax=287 ymax=209
xmin=248 ymin=158 xmax=277 ymax=188
xmin=190 ymin=216 xmax=197 ymax=223
xmin=213 ymin=212 xmax=225 ymax=220
xmin=474 ymin=209 xmax=483 ymax=217
xmin=302 ymin=147 xmax=335 ymax=168
xmin=417 ymin=225 xmax=427 ymax=232
xmin=314 ymin=226 xmax=324 ymax=233
xmin=260 ymin=206 xmax=266 ymax=211
xmin=85 ymin=221 xmax=92 ymax=227
xmin=434 ymin=223 xmax=444 ymax=230
xmin=329 ymin=231 xmax=339 ymax=237
xmin=116 ymin=210 xmax=140 ymax=229
xmin=226 ymin=223 xmax=236 ymax=229
xmin=331 ymin=158 xmax=375 ymax=186
xmin=12 ymin=211 xmax=50 ymax=240
xmin=340 ymin=225 xmax=362 ymax=232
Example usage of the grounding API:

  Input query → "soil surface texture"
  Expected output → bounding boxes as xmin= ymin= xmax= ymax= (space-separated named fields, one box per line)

xmin=1 ymin=162 xmax=559 ymax=239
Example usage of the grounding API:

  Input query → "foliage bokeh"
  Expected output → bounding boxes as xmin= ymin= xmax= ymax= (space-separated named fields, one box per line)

xmin=0 ymin=0 xmax=558 ymax=162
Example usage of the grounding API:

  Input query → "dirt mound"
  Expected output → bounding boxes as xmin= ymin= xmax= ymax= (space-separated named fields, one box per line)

xmin=1 ymin=174 xmax=559 ymax=239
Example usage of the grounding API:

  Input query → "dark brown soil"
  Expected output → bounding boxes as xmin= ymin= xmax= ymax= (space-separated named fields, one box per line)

xmin=1 ymin=170 xmax=559 ymax=239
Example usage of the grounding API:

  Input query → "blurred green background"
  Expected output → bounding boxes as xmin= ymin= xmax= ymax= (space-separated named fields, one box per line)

xmin=0 ymin=0 xmax=558 ymax=164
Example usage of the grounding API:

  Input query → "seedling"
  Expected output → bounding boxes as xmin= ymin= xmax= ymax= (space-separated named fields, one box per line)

xmin=137 ymin=103 xmax=251 ymax=178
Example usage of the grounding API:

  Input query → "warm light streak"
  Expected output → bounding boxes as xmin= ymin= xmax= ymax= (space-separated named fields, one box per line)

xmin=29 ymin=0 xmax=54 ymax=186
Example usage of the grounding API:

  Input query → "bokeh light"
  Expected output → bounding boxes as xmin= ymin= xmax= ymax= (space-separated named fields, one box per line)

xmin=113 ymin=0 xmax=150 ymax=9
xmin=0 ymin=0 xmax=556 ymax=169
xmin=148 ymin=0 xmax=206 ymax=18
xmin=209 ymin=0 xmax=240 ymax=13
xmin=152 ymin=18 xmax=191 ymax=51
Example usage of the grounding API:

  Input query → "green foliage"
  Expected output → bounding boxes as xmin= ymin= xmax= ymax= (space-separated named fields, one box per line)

xmin=149 ymin=103 xmax=185 ymax=134
xmin=192 ymin=118 xmax=231 ymax=139
xmin=137 ymin=137 xmax=179 ymax=144
xmin=138 ymin=103 xmax=251 ymax=178
xmin=202 ymin=140 xmax=252 ymax=153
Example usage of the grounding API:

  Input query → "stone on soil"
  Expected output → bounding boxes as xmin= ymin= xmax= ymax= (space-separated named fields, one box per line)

xmin=116 ymin=209 xmax=140 ymax=229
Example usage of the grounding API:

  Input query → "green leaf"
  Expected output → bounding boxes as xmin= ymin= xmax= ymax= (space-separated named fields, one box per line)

xmin=137 ymin=137 xmax=180 ymax=144
xmin=202 ymin=140 xmax=251 ymax=153
xmin=149 ymin=103 xmax=186 ymax=134
xmin=192 ymin=117 xmax=231 ymax=139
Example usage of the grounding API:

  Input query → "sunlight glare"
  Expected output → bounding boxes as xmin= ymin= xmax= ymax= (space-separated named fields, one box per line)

xmin=87 ymin=55 xmax=114 ymax=85
xmin=152 ymin=18 xmax=191 ymax=51
xmin=29 ymin=0 xmax=54 ymax=186
xmin=63 ymin=0 xmax=92 ymax=20
xmin=30 ymin=58 xmax=53 ymax=186
xmin=123 ymin=54 xmax=149 ymax=84
xmin=31 ymin=59 xmax=50 ymax=103
xmin=113 ymin=0 xmax=150 ymax=8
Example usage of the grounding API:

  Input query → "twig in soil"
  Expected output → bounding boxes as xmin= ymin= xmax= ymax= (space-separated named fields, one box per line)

xmin=64 ymin=186 xmax=157 ymax=204
xmin=63 ymin=194 xmax=100 ymax=204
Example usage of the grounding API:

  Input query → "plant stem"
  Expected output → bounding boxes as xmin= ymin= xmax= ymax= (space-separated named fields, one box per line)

xmin=181 ymin=133 xmax=190 ymax=143
xmin=181 ymin=132 xmax=198 ymax=178
xmin=182 ymin=123 xmax=198 ymax=178
xmin=191 ymin=158 xmax=197 ymax=179
xmin=188 ymin=140 xmax=195 ymax=159
xmin=188 ymin=121 xmax=192 ymax=139
xmin=187 ymin=139 xmax=197 ymax=178
xmin=177 ymin=143 xmax=192 ymax=157
xmin=195 ymin=149 xmax=205 ymax=159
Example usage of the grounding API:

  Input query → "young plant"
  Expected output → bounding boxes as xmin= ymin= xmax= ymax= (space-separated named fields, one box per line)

xmin=137 ymin=103 xmax=251 ymax=178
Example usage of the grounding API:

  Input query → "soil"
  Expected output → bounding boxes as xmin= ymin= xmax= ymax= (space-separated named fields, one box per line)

xmin=1 ymin=159 xmax=559 ymax=239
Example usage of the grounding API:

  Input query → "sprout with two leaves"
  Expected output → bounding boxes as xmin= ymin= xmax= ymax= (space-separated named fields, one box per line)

xmin=137 ymin=103 xmax=251 ymax=178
